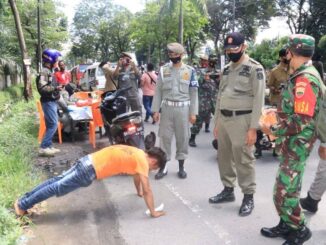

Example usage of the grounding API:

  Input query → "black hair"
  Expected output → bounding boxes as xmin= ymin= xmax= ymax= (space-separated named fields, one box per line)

xmin=278 ymin=48 xmax=287 ymax=57
xmin=147 ymin=63 xmax=154 ymax=71
xmin=99 ymin=61 xmax=108 ymax=68
xmin=145 ymin=147 xmax=167 ymax=170
xmin=290 ymin=48 xmax=314 ymax=58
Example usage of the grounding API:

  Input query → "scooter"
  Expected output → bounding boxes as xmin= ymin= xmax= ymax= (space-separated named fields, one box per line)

xmin=100 ymin=87 xmax=145 ymax=149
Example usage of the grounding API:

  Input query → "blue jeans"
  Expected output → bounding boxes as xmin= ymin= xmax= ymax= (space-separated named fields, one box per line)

xmin=18 ymin=156 xmax=96 ymax=211
xmin=41 ymin=101 xmax=58 ymax=148
xmin=142 ymin=95 xmax=153 ymax=119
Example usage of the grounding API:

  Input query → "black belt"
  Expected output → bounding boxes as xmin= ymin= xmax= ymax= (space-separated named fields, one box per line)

xmin=221 ymin=109 xmax=252 ymax=117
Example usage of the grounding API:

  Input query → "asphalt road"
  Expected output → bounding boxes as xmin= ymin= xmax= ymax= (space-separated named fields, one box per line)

xmin=27 ymin=121 xmax=326 ymax=245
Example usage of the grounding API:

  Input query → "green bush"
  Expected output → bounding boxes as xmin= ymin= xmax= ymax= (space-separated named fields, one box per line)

xmin=0 ymin=206 xmax=21 ymax=245
xmin=0 ymin=94 xmax=41 ymax=244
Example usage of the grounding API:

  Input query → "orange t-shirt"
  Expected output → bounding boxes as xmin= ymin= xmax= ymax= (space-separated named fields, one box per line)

xmin=90 ymin=145 xmax=149 ymax=179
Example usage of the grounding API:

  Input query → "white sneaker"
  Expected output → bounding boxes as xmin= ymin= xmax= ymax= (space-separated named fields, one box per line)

xmin=50 ymin=147 xmax=61 ymax=153
xmin=38 ymin=148 xmax=55 ymax=157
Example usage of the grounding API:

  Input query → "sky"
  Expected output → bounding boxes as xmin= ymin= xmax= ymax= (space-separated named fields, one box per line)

xmin=60 ymin=0 xmax=291 ymax=44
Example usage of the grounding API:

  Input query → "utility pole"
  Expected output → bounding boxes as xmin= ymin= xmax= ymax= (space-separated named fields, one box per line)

xmin=37 ymin=0 xmax=42 ymax=73
xmin=8 ymin=0 xmax=33 ymax=100
xmin=232 ymin=0 xmax=235 ymax=32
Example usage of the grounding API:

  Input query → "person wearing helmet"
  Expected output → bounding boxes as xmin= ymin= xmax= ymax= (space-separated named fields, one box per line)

xmin=260 ymin=34 xmax=324 ymax=245
xmin=37 ymin=48 xmax=62 ymax=157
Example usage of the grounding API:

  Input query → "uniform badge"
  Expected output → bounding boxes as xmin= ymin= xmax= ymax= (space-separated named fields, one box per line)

xmin=294 ymin=76 xmax=316 ymax=117
xmin=182 ymin=72 xmax=190 ymax=81
xmin=256 ymin=68 xmax=264 ymax=80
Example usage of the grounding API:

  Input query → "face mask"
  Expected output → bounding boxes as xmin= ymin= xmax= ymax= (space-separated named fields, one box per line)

xmin=227 ymin=51 xmax=243 ymax=63
xmin=209 ymin=62 xmax=215 ymax=67
xmin=282 ymin=58 xmax=289 ymax=64
xmin=170 ymin=56 xmax=181 ymax=64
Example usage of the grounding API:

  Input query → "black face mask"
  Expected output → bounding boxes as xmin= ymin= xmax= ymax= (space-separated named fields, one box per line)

xmin=282 ymin=58 xmax=290 ymax=64
xmin=209 ymin=62 xmax=216 ymax=67
xmin=170 ymin=56 xmax=181 ymax=64
xmin=227 ymin=51 xmax=243 ymax=63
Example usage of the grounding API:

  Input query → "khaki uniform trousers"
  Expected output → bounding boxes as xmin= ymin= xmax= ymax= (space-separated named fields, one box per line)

xmin=217 ymin=113 xmax=256 ymax=194
xmin=309 ymin=159 xmax=326 ymax=200
xmin=158 ymin=104 xmax=189 ymax=161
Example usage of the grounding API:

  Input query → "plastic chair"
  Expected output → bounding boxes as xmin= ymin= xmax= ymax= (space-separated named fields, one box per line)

xmin=88 ymin=101 xmax=104 ymax=148
xmin=37 ymin=101 xmax=62 ymax=144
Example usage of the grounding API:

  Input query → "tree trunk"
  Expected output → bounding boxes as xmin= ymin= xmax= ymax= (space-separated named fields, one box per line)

xmin=178 ymin=0 xmax=183 ymax=44
xmin=8 ymin=0 xmax=32 ymax=101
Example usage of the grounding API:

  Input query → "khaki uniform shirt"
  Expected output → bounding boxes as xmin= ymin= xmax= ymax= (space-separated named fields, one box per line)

xmin=267 ymin=62 xmax=289 ymax=104
xmin=152 ymin=63 xmax=199 ymax=115
xmin=102 ymin=64 xmax=118 ymax=91
xmin=214 ymin=55 xmax=266 ymax=129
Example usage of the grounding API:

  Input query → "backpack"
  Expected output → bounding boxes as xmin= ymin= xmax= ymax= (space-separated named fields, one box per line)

xmin=292 ymin=66 xmax=326 ymax=143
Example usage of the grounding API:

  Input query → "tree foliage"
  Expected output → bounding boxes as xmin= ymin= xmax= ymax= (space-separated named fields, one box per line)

xmin=70 ymin=0 xmax=132 ymax=63
xmin=276 ymin=0 xmax=326 ymax=42
xmin=0 ymin=0 xmax=68 ymax=66
xmin=207 ymin=0 xmax=277 ymax=53
xmin=248 ymin=37 xmax=288 ymax=69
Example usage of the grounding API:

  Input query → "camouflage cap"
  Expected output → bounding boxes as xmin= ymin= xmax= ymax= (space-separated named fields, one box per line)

xmin=167 ymin=42 xmax=185 ymax=54
xmin=288 ymin=34 xmax=315 ymax=57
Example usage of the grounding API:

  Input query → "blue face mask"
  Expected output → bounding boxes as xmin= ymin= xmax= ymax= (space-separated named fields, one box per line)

xmin=227 ymin=51 xmax=243 ymax=62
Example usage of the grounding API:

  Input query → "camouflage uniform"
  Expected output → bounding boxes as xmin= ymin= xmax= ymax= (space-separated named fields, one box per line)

xmin=271 ymin=55 xmax=323 ymax=228
xmin=190 ymin=67 xmax=218 ymax=135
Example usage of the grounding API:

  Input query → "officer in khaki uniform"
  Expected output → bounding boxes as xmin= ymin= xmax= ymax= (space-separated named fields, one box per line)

xmin=267 ymin=48 xmax=289 ymax=106
xmin=209 ymin=32 xmax=265 ymax=216
xmin=99 ymin=61 xmax=118 ymax=92
xmin=152 ymin=42 xmax=198 ymax=179
xmin=113 ymin=52 xmax=142 ymax=113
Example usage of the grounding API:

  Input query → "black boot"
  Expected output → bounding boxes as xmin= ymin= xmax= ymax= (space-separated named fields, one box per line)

xmin=205 ymin=123 xmax=210 ymax=132
xmin=239 ymin=194 xmax=254 ymax=216
xmin=144 ymin=115 xmax=149 ymax=122
xmin=272 ymin=149 xmax=278 ymax=157
xmin=178 ymin=160 xmax=187 ymax=179
xmin=261 ymin=219 xmax=292 ymax=238
xmin=282 ymin=225 xmax=312 ymax=245
xmin=155 ymin=167 xmax=168 ymax=180
xmin=300 ymin=192 xmax=320 ymax=213
xmin=208 ymin=187 xmax=235 ymax=203
xmin=254 ymin=149 xmax=262 ymax=158
xmin=189 ymin=134 xmax=197 ymax=147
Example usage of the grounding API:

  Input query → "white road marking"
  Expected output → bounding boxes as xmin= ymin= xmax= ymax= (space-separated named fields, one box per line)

xmin=164 ymin=183 xmax=233 ymax=245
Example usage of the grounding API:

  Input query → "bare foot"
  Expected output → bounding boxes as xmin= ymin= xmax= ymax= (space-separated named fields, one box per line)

xmin=14 ymin=200 xmax=27 ymax=216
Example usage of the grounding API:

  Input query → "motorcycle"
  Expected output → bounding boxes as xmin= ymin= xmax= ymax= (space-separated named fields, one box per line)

xmin=100 ymin=87 xmax=145 ymax=149
xmin=212 ymin=106 xmax=277 ymax=158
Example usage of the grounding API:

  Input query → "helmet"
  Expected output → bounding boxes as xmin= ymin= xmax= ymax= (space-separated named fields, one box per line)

xmin=42 ymin=49 xmax=62 ymax=64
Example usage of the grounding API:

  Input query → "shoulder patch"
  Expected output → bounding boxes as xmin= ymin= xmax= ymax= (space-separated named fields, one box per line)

xmin=294 ymin=75 xmax=316 ymax=116
xmin=223 ymin=66 xmax=230 ymax=75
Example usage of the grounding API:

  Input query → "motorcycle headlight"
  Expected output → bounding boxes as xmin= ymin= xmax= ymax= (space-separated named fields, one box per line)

xmin=129 ymin=116 xmax=142 ymax=124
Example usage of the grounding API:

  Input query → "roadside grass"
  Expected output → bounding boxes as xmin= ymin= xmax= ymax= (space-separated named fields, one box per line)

xmin=0 ymin=86 xmax=41 ymax=245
